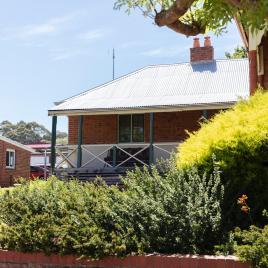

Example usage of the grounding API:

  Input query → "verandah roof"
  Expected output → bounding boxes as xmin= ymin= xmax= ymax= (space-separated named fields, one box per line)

xmin=48 ymin=59 xmax=249 ymax=116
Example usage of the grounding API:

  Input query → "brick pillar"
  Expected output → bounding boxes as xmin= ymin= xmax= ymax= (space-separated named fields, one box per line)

xmin=262 ymin=35 xmax=268 ymax=89
xmin=249 ymin=50 xmax=258 ymax=95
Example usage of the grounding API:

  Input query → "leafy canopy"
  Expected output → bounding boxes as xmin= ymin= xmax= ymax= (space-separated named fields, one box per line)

xmin=114 ymin=0 xmax=268 ymax=36
xmin=225 ymin=46 xmax=248 ymax=59
xmin=0 ymin=120 xmax=67 ymax=145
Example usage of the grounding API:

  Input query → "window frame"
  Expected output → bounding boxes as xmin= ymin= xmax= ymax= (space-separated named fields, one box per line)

xmin=118 ymin=114 xmax=145 ymax=144
xmin=6 ymin=149 xmax=16 ymax=169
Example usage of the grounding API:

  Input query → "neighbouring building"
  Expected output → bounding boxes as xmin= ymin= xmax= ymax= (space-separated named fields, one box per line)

xmin=236 ymin=21 xmax=268 ymax=94
xmin=48 ymin=37 xmax=249 ymax=182
xmin=27 ymin=143 xmax=51 ymax=167
xmin=0 ymin=135 xmax=35 ymax=187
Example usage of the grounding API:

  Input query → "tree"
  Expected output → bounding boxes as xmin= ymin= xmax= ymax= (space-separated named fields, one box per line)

xmin=0 ymin=121 xmax=67 ymax=145
xmin=225 ymin=46 xmax=248 ymax=59
xmin=114 ymin=0 xmax=268 ymax=36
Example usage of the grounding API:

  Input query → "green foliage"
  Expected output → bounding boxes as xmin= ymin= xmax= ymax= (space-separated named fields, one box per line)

xmin=177 ymin=91 xmax=268 ymax=229
xmin=234 ymin=225 xmax=268 ymax=268
xmin=226 ymin=46 xmax=248 ymax=59
xmin=0 ymin=160 xmax=224 ymax=258
xmin=215 ymin=223 xmax=268 ymax=268
xmin=119 ymin=159 xmax=224 ymax=254
xmin=114 ymin=0 xmax=268 ymax=35
xmin=0 ymin=120 xmax=67 ymax=145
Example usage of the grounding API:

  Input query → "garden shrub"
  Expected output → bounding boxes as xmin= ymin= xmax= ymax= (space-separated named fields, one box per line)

xmin=0 ymin=158 xmax=224 ymax=258
xmin=214 ymin=224 xmax=268 ymax=268
xmin=177 ymin=91 xmax=268 ymax=229
xmin=118 ymin=159 xmax=224 ymax=254
xmin=234 ymin=225 xmax=268 ymax=268
xmin=0 ymin=178 xmax=135 ymax=259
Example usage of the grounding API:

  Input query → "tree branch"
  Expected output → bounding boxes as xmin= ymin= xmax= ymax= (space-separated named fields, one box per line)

xmin=153 ymin=0 xmax=255 ymax=36
xmin=155 ymin=0 xmax=195 ymax=27
xmin=167 ymin=20 xmax=205 ymax=36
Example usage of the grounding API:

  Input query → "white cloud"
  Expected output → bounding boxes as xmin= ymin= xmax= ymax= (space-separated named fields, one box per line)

xmin=78 ymin=29 xmax=107 ymax=41
xmin=0 ymin=12 xmax=81 ymax=40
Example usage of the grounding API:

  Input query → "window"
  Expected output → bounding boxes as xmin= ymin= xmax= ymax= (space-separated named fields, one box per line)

xmin=132 ymin=114 xmax=144 ymax=142
xmin=6 ymin=149 xmax=15 ymax=169
xmin=257 ymin=45 xmax=264 ymax=75
xmin=119 ymin=114 xmax=144 ymax=143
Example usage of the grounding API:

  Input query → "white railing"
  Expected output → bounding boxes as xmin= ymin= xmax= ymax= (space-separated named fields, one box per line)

xmin=153 ymin=142 xmax=180 ymax=161
xmin=81 ymin=144 xmax=114 ymax=169
xmin=55 ymin=142 xmax=179 ymax=170
xmin=114 ymin=143 xmax=150 ymax=168
xmin=55 ymin=145 xmax=78 ymax=169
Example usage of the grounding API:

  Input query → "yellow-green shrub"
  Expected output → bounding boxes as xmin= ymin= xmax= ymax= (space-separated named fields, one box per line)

xmin=177 ymin=90 xmax=268 ymax=228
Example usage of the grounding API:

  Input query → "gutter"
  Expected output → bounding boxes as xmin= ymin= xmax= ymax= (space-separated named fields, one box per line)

xmin=48 ymin=102 xmax=239 ymax=117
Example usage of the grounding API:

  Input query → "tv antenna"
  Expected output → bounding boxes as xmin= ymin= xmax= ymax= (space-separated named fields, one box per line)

xmin=112 ymin=48 xmax=115 ymax=80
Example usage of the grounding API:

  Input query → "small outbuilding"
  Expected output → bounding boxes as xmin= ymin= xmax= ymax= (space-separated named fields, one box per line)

xmin=0 ymin=135 xmax=35 ymax=187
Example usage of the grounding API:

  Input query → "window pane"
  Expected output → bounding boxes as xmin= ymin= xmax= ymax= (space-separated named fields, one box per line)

xmin=119 ymin=115 xmax=131 ymax=143
xmin=132 ymin=114 xmax=144 ymax=142
xmin=10 ymin=152 xmax=14 ymax=167
xmin=6 ymin=151 xmax=10 ymax=167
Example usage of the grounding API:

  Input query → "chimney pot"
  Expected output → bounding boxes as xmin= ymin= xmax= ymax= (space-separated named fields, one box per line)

xmin=193 ymin=38 xmax=200 ymax=48
xmin=204 ymin=36 xmax=212 ymax=47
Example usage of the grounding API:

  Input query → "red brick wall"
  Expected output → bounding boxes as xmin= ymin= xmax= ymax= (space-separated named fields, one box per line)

xmin=69 ymin=115 xmax=117 ymax=145
xmin=68 ymin=110 xmax=218 ymax=145
xmin=249 ymin=50 xmax=258 ymax=95
xmin=190 ymin=46 xmax=214 ymax=63
xmin=83 ymin=115 xmax=117 ymax=144
xmin=0 ymin=140 xmax=31 ymax=187
xmin=262 ymin=34 xmax=268 ymax=89
xmin=250 ymin=34 xmax=268 ymax=94
xmin=0 ymin=250 xmax=250 ymax=268
xmin=153 ymin=110 xmax=203 ymax=142
xmin=68 ymin=116 xmax=79 ymax=145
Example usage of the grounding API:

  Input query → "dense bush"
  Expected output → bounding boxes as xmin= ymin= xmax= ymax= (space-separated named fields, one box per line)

xmin=215 ymin=224 xmax=268 ymax=268
xmin=234 ymin=225 xmax=268 ymax=268
xmin=0 ymin=159 xmax=224 ymax=258
xmin=177 ymin=91 xmax=268 ymax=229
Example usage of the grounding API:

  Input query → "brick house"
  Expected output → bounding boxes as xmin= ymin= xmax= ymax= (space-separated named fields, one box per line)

xmin=48 ymin=37 xmax=249 ymax=181
xmin=236 ymin=22 xmax=268 ymax=94
xmin=0 ymin=136 xmax=35 ymax=187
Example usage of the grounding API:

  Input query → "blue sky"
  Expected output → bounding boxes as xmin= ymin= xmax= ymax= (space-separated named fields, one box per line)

xmin=0 ymin=0 xmax=243 ymax=132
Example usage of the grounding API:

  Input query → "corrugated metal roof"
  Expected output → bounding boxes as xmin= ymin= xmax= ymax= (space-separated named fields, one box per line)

xmin=49 ymin=59 xmax=249 ymax=115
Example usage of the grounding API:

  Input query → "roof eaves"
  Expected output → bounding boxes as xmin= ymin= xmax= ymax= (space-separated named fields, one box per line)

xmin=48 ymin=101 xmax=238 ymax=116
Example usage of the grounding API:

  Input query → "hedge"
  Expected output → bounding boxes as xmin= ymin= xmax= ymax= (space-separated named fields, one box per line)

xmin=177 ymin=90 xmax=268 ymax=229
xmin=0 ymin=159 xmax=224 ymax=259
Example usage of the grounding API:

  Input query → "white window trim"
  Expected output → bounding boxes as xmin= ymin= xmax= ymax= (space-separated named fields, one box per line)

xmin=6 ymin=149 xmax=16 ymax=169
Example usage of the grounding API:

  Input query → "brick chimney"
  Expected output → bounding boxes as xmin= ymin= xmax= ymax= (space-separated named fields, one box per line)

xmin=190 ymin=36 xmax=214 ymax=63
